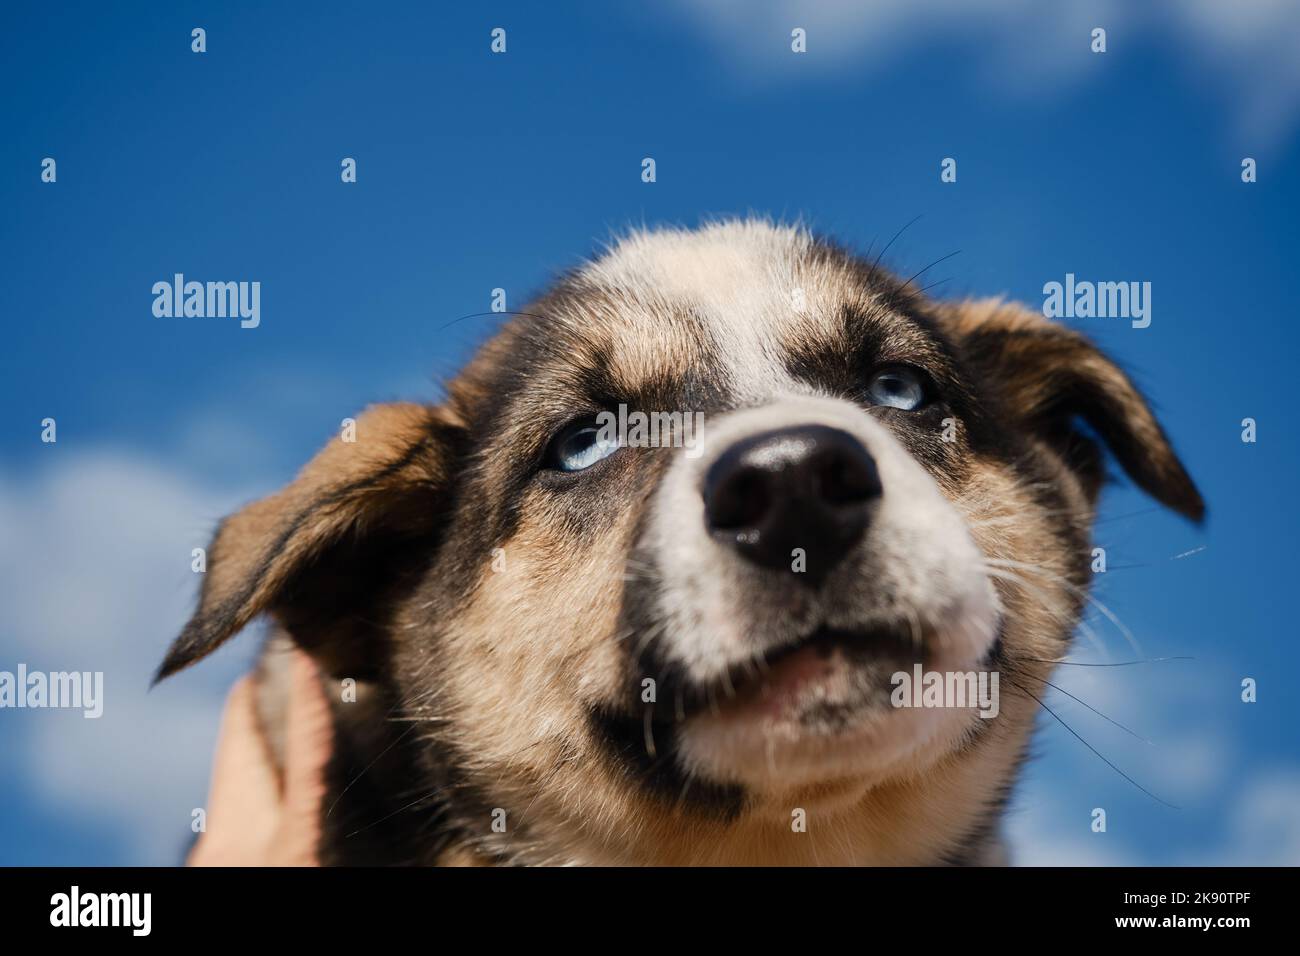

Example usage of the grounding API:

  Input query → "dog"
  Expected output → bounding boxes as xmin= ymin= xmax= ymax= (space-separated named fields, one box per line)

xmin=156 ymin=220 xmax=1202 ymax=865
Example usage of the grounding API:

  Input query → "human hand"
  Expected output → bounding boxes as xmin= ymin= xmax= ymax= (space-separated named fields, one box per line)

xmin=188 ymin=649 xmax=332 ymax=866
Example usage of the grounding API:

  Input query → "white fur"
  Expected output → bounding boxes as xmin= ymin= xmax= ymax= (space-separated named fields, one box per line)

xmin=585 ymin=220 xmax=882 ymax=403
xmin=648 ymin=395 xmax=1000 ymax=791
xmin=584 ymin=223 xmax=1000 ymax=794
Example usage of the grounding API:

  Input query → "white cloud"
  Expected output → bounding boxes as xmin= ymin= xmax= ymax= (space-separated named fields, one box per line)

xmin=665 ymin=0 xmax=1300 ymax=143
xmin=1004 ymin=643 xmax=1300 ymax=865
xmin=1206 ymin=768 xmax=1300 ymax=865
xmin=0 ymin=451 xmax=265 ymax=864
xmin=1005 ymin=800 xmax=1139 ymax=866
xmin=997 ymin=640 xmax=1221 ymax=863
xmin=1030 ymin=648 xmax=1232 ymax=794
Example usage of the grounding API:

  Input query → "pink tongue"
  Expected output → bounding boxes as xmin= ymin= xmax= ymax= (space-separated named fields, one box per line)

xmin=751 ymin=644 xmax=842 ymax=715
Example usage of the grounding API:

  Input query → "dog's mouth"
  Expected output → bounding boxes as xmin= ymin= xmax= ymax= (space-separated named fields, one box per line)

xmin=652 ymin=622 xmax=930 ymax=726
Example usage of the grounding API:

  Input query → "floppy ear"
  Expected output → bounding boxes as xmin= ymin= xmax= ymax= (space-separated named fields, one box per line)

xmin=941 ymin=298 xmax=1204 ymax=522
xmin=155 ymin=402 xmax=462 ymax=683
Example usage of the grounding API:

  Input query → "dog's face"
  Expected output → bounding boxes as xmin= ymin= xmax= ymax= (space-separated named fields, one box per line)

xmin=159 ymin=222 xmax=1201 ymax=865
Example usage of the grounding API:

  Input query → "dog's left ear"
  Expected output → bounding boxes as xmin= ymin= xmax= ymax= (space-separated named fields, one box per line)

xmin=154 ymin=402 xmax=462 ymax=683
xmin=940 ymin=298 xmax=1204 ymax=522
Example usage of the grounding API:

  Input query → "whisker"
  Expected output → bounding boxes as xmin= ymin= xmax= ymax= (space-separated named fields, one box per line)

xmin=1021 ymin=655 xmax=1193 ymax=667
xmin=434 ymin=309 xmax=551 ymax=334
xmin=897 ymin=249 xmax=961 ymax=293
xmin=1007 ymin=677 xmax=1178 ymax=809
xmin=344 ymin=789 xmax=441 ymax=839
xmin=985 ymin=557 xmax=1142 ymax=657
xmin=908 ymin=276 xmax=953 ymax=298
xmin=327 ymin=722 xmax=421 ymax=819
xmin=1095 ymin=506 xmax=1162 ymax=525
xmin=1013 ymin=672 xmax=1154 ymax=745
xmin=984 ymin=566 xmax=1108 ymax=659
xmin=867 ymin=215 xmax=923 ymax=283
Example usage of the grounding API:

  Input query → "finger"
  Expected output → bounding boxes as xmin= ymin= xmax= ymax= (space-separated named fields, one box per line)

xmin=205 ymin=675 xmax=281 ymax=817
xmin=190 ymin=675 xmax=280 ymax=864
xmin=281 ymin=649 xmax=333 ymax=830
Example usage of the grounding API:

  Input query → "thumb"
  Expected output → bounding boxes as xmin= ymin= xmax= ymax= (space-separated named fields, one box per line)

xmin=280 ymin=649 xmax=334 ymax=839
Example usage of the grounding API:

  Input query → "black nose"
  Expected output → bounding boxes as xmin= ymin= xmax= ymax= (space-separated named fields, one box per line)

xmin=703 ymin=425 xmax=882 ymax=583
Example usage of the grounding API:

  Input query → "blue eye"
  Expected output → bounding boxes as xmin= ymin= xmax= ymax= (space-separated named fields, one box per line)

xmin=866 ymin=366 xmax=927 ymax=410
xmin=546 ymin=421 xmax=620 ymax=472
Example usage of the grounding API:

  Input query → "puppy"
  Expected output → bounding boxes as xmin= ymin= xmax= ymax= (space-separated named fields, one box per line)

xmin=157 ymin=220 xmax=1202 ymax=865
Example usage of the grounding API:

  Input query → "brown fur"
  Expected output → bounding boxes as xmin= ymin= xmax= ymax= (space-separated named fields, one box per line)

xmin=157 ymin=223 xmax=1201 ymax=866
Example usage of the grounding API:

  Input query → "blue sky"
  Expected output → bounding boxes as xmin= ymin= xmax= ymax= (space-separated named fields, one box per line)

xmin=2 ymin=1 xmax=1298 ymax=865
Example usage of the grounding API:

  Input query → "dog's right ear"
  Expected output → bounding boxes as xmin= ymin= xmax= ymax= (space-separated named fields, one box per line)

xmin=938 ymin=298 xmax=1203 ymax=522
xmin=154 ymin=402 xmax=461 ymax=683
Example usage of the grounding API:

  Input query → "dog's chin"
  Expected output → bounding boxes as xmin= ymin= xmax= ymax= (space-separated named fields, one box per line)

xmin=673 ymin=619 xmax=999 ymax=801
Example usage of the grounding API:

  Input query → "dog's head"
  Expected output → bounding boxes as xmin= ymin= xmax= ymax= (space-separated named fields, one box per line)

xmin=159 ymin=221 xmax=1201 ymax=864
